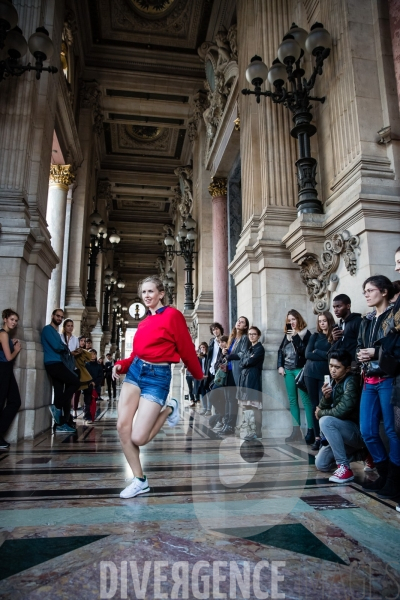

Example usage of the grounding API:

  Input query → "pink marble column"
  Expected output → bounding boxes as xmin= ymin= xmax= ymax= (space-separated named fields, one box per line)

xmin=389 ymin=0 xmax=400 ymax=110
xmin=209 ymin=178 xmax=229 ymax=333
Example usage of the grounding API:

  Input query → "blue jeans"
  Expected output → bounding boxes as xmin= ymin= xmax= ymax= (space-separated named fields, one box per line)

xmin=124 ymin=357 xmax=171 ymax=406
xmin=316 ymin=416 xmax=364 ymax=470
xmin=360 ymin=378 xmax=400 ymax=466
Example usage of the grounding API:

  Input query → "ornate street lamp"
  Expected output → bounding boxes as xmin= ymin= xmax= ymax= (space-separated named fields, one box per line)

xmin=242 ymin=23 xmax=332 ymax=215
xmin=164 ymin=215 xmax=197 ymax=311
xmin=86 ymin=212 xmax=108 ymax=307
xmin=117 ymin=278 xmax=126 ymax=289
xmin=0 ymin=0 xmax=58 ymax=83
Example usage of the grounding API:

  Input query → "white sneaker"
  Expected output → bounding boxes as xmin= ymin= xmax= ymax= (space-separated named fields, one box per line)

xmin=120 ymin=477 xmax=150 ymax=499
xmin=166 ymin=398 xmax=180 ymax=427
xmin=213 ymin=422 xmax=224 ymax=431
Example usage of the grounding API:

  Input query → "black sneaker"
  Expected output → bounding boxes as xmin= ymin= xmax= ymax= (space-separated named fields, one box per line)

xmin=0 ymin=436 xmax=10 ymax=450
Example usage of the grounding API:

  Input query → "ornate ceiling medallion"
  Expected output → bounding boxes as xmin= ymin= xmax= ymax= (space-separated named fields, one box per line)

xmin=126 ymin=125 xmax=164 ymax=141
xmin=127 ymin=0 xmax=178 ymax=18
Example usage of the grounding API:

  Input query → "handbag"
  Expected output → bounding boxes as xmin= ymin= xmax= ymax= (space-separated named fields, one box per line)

xmin=213 ymin=359 xmax=228 ymax=388
xmin=295 ymin=368 xmax=308 ymax=393
xmin=60 ymin=344 xmax=77 ymax=374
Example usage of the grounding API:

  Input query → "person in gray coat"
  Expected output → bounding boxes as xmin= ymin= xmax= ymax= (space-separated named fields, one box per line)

xmin=219 ymin=316 xmax=251 ymax=436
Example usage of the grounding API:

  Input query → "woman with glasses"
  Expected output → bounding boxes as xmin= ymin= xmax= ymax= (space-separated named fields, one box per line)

xmin=237 ymin=326 xmax=265 ymax=440
xmin=357 ymin=275 xmax=400 ymax=499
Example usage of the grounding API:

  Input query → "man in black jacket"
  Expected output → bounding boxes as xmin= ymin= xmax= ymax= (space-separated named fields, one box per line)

xmin=330 ymin=294 xmax=362 ymax=361
xmin=104 ymin=353 xmax=116 ymax=400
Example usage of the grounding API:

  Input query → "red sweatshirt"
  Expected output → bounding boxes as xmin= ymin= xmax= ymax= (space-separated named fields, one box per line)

xmin=116 ymin=306 xmax=204 ymax=380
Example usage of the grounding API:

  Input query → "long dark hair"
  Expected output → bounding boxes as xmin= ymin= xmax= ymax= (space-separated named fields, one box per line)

xmin=317 ymin=311 xmax=336 ymax=343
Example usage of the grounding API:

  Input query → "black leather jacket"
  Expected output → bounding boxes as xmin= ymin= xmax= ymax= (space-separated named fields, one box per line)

xmin=356 ymin=305 xmax=400 ymax=377
xmin=277 ymin=330 xmax=311 ymax=370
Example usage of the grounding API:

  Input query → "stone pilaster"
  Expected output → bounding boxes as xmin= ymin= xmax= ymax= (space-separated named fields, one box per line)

xmin=46 ymin=164 xmax=75 ymax=322
xmin=209 ymin=178 xmax=229 ymax=333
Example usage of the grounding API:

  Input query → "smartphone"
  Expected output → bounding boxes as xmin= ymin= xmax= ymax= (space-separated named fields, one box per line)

xmin=285 ymin=324 xmax=292 ymax=332
xmin=324 ymin=375 xmax=331 ymax=386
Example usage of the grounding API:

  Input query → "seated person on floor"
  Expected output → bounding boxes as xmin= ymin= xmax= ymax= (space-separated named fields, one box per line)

xmin=314 ymin=349 xmax=367 ymax=484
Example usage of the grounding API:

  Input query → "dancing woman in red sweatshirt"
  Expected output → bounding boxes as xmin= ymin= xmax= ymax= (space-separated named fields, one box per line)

xmin=113 ymin=276 xmax=203 ymax=499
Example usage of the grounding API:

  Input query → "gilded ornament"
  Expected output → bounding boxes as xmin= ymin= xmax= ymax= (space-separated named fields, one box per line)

xmin=208 ymin=178 xmax=227 ymax=198
xmin=49 ymin=165 xmax=75 ymax=187
xmin=233 ymin=117 xmax=240 ymax=131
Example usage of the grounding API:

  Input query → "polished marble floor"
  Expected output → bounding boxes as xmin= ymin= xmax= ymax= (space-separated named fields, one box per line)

xmin=0 ymin=394 xmax=400 ymax=599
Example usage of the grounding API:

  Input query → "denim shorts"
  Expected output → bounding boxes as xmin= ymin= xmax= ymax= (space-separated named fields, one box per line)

xmin=124 ymin=357 xmax=171 ymax=406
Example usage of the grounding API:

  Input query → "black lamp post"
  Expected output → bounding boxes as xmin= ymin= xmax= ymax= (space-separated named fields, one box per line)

xmin=0 ymin=0 xmax=58 ymax=83
xmin=242 ymin=23 xmax=332 ymax=215
xmin=164 ymin=216 xmax=197 ymax=311
xmin=85 ymin=211 xmax=108 ymax=308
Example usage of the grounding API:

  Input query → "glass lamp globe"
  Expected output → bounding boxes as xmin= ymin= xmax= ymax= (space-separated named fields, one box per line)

xmin=184 ymin=215 xmax=196 ymax=230
xmin=104 ymin=276 xmax=111 ymax=285
xmin=178 ymin=225 xmax=188 ymax=239
xmin=90 ymin=223 xmax=99 ymax=236
xmin=277 ymin=34 xmax=301 ymax=65
xmin=5 ymin=27 xmax=27 ymax=59
xmin=164 ymin=235 xmax=175 ymax=246
xmin=267 ymin=59 xmax=287 ymax=87
xmin=186 ymin=230 xmax=198 ymax=241
xmin=0 ymin=0 xmax=18 ymax=32
xmin=305 ymin=23 xmax=332 ymax=55
xmin=117 ymin=279 xmax=126 ymax=289
xmin=245 ymin=55 xmax=269 ymax=85
xmin=287 ymin=23 xmax=309 ymax=51
xmin=109 ymin=232 xmax=121 ymax=244
xmin=110 ymin=275 xmax=117 ymax=284
xmin=89 ymin=210 xmax=102 ymax=225
xmin=28 ymin=26 xmax=54 ymax=60
xmin=104 ymin=267 xmax=113 ymax=276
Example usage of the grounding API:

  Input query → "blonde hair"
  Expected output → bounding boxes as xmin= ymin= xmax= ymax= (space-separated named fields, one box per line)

xmin=138 ymin=276 xmax=165 ymax=305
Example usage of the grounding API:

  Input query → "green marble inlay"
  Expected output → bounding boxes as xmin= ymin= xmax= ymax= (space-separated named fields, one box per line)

xmin=215 ymin=523 xmax=347 ymax=565
xmin=0 ymin=536 xmax=108 ymax=581
xmin=322 ymin=508 xmax=400 ymax=572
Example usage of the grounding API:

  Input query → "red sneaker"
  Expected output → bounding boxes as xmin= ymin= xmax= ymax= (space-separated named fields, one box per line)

xmin=329 ymin=464 xmax=354 ymax=484
xmin=363 ymin=453 xmax=376 ymax=472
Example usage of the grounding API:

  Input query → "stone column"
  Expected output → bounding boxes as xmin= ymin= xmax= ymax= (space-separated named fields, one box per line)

xmin=389 ymin=0 xmax=400 ymax=111
xmin=46 ymin=165 xmax=75 ymax=321
xmin=209 ymin=178 xmax=229 ymax=333
xmin=60 ymin=187 xmax=73 ymax=310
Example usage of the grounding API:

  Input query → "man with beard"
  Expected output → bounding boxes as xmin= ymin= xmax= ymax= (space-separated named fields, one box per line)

xmin=41 ymin=308 xmax=80 ymax=433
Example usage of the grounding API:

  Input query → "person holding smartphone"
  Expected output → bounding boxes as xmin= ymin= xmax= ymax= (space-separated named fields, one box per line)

xmin=277 ymin=310 xmax=313 ymax=443
xmin=329 ymin=294 xmax=362 ymax=361
xmin=315 ymin=350 xmax=367 ymax=483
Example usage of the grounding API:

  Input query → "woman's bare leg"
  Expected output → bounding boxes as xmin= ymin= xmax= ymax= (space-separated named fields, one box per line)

xmin=145 ymin=405 xmax=172 ymax=443
xmin=117 ymin=383 xmax=142 ymax=476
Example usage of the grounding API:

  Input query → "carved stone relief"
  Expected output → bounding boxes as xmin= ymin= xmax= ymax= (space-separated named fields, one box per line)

xmin=189 ymin=316 xmax=198 ymax=341
xmin=187 ymin=89 xmax=208 ymax=143
xmin=97 ymin=179 xmax=113 ymax=210
xmin=197 ymin=23 xmax=238 ymax=153
xmin=299 ymin=230 xmax=360 ymax=313
xmin=79 ymin=80 xmax=104 ymax=136
xmin=174 ymin=166 xmax=193 ymax=219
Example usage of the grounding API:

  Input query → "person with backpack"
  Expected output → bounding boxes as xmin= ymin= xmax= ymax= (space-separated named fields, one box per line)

xmin=315 ymin=349 xmax=368 ymax=483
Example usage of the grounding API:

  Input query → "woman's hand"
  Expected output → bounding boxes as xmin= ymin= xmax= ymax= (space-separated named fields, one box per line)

xmin=13 ymin=340 xmax=21 ymax=354
xmin=278 ymin=367 xmax=285 ymax=376
xmin=222 ymin=348 xmax=228 ymax=356
xmin=357 ymin=348 xmax=375 ymax=363
xmin=112 ymin=364 xmax=121 ymax=380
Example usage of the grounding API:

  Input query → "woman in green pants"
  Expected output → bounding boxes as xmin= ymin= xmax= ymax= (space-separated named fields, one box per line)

xmin=277 ymin=310 xmax=314 ymax=444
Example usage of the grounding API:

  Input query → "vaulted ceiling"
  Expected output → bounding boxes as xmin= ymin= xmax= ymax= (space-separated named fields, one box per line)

xmin=74 ymin=0 xmax=235 ymax=308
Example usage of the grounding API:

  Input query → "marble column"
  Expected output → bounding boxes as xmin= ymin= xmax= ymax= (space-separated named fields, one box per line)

xmin=209 ymin=178 xmax=229 ymax=333
xmin=46 ymin=165 xmax=75 ymax=322
xmin=389 ymin=0 xmax=400 ymax=111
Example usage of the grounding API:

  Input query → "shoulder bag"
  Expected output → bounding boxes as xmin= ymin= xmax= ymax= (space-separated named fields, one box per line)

xmin=213 ymin=359 xmax=228 ymax=388
xmin=295 ymin=368 xmax=308 ymax=393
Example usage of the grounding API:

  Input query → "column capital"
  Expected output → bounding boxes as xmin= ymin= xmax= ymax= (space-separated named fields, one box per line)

xmin=208 ymin=177 xmax=227 ymax=198
xmin=49 ymin=164 xmax=76 ymax=188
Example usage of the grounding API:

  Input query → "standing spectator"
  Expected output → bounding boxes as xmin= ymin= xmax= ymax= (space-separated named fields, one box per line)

xmin=0 ymin=309 xmax=21 ymax=449
xmin=329 ymin=295 xmax=362 ymax=361
xmin=197 ymin=343 xmax=210 ymax=415
xmin=206 ymin=322 xmax=223 ymax=391
xmin=277 ymin=309 xmax=313 ymax=443
xmin=237 ymin=326 xmax=265 ymax=440
xmin=60 ymin=319 xmax=80 ymax=353
xmin=186 ymin=367 xmax=196 ymax=408
xmin=357 ymin=275 xmax=400 ymax=499
xmin=104 ymin=353 xmax=117 ymax=400
xmin=220 ymin=316 xmax=251 ymax=435
xmin=72 ymin=336 xmax=92 ymax=418
xmin=304 ymin=311 xmax=335 ymax=451
xmin=41 ymin=308 xmax=80 ymax=433
xmin=83 ymin=349 xmax=104 ymax=424
xmin=210 ymin=335 xmax=229 ymax=431
xmin=85 ymin=338 xmax=92 ymax=351
xmin=315 ymin=349 xmax=366 ymax=483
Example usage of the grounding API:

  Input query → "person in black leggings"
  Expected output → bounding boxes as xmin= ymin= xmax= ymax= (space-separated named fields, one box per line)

xmin=0 ymin=309 xmax=22 ymax=449
xmin=303 ymin=311 xmax=334 ymax=451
